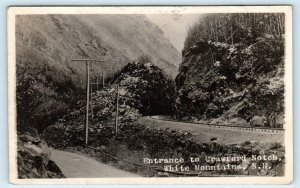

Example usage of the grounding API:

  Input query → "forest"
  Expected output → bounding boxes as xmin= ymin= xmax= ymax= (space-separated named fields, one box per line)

xmin=184 ymin=13 xmax=285 ymax=48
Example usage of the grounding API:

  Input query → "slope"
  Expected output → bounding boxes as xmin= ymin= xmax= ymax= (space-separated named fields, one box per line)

xmin=15 ymin=14 xmax=181 ymax=132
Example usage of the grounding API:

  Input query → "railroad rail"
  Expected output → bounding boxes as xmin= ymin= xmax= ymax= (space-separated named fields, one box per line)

xmin=149 ymin=116 xmax=285 ymax=134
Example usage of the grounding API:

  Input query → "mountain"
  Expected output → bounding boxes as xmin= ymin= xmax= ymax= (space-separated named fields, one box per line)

xmin=15 ymin=14 xmax=181 ymax=131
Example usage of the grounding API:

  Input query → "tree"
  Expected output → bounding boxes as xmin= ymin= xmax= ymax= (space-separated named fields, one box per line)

xmin=184 ymin=13 xmax=285 ymax=49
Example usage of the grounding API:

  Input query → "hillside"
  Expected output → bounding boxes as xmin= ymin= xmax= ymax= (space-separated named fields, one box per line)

xmin=175 ymin=13 xmax=285 ymax=128
xmin=44 ymin=61 xmax=175 ymax=148
xmin=16 ymin=14 xmax=181 ymax=132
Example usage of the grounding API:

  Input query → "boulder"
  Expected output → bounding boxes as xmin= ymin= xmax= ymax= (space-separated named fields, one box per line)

xmin=17 ymin=134 xmax=65 ymax=179
xmin=250 ymin=116 xmax=267 ymax=127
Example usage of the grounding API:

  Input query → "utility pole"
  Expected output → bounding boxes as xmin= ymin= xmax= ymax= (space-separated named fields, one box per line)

xmin=90 ymin=84 xmax=93 ymax=121
xmin=102 ymin=69 xmax=105 ymax=88
xmin=96 ymin=76 xmax=99 ymax=91
xmin=115 ymin=84 xmax=120 ymax=136
xmin=85 ymin=61 xmax=90 ymax=144
xmin=71 ymin=59 xmax=104 ymax=146
xmin=90 ymin=65 xmax=110 ymax=90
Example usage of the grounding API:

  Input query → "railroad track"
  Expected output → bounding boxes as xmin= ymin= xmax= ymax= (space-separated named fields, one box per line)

xmin=149 ymin=116 xmax=284 ymax=134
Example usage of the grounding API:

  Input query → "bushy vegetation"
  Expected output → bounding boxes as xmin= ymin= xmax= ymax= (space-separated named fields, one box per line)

xmin=184 ymin=13 xmax=285 ymax=48
xmin=44 ymin=60 xmax=175 ymax=147
xmin=113 ymin=57 xmax=175 ymax=115
xmin=16 ymin=64 xmax=83 ymax=133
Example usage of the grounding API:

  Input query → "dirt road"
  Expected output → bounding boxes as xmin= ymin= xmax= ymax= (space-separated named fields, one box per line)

xmin=50 ymin=150 xmax=140 ymax=178
xmin=139 ymin=117 xmax=284 ymax=144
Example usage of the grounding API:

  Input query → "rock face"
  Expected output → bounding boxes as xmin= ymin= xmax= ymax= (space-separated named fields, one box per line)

xmin=17 ymin=134 xmax=65 ymax=178
xmin=175 ymin=37 xmax=284 ymax=127
xmin=16 ymin=14 xmax=181 ymax=132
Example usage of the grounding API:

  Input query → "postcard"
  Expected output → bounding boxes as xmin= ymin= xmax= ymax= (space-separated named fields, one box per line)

xmin=7 ymin=6 xmax=293 ymax=184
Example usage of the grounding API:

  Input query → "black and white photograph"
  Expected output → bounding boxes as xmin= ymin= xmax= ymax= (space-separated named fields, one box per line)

xmin=7 ymin=6 xmax=293 ymax=184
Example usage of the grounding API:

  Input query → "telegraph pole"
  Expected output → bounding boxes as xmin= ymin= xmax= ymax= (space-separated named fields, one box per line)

xmin=85 ymin=61 xmax=90 ymax=145
xmin=102 ymin=69 xmax=105 ymax=88
xmin=71 ymin=59 xmax=104 ymax=146
xmin=90 ymin=66 xmax=110 ymax=90
xmin=115 ymin=84 xmax=120 ymax=135
xmin=96 ymin=76 xmax=99 ymax=91
xmin=90 ymin=82 xmax=93 ymax=121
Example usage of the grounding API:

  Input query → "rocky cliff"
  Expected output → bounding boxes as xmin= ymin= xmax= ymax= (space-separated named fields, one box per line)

xmin=175 ymin=36 xmax=284 ymax=127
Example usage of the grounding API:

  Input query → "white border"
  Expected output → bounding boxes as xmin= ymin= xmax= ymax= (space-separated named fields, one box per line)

xmin=7 ymin=6 xmax=293 ymax=185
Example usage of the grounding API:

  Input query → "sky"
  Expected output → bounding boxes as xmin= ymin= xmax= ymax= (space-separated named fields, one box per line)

xmin=146 ymin=14 xmax=201 ymax=52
